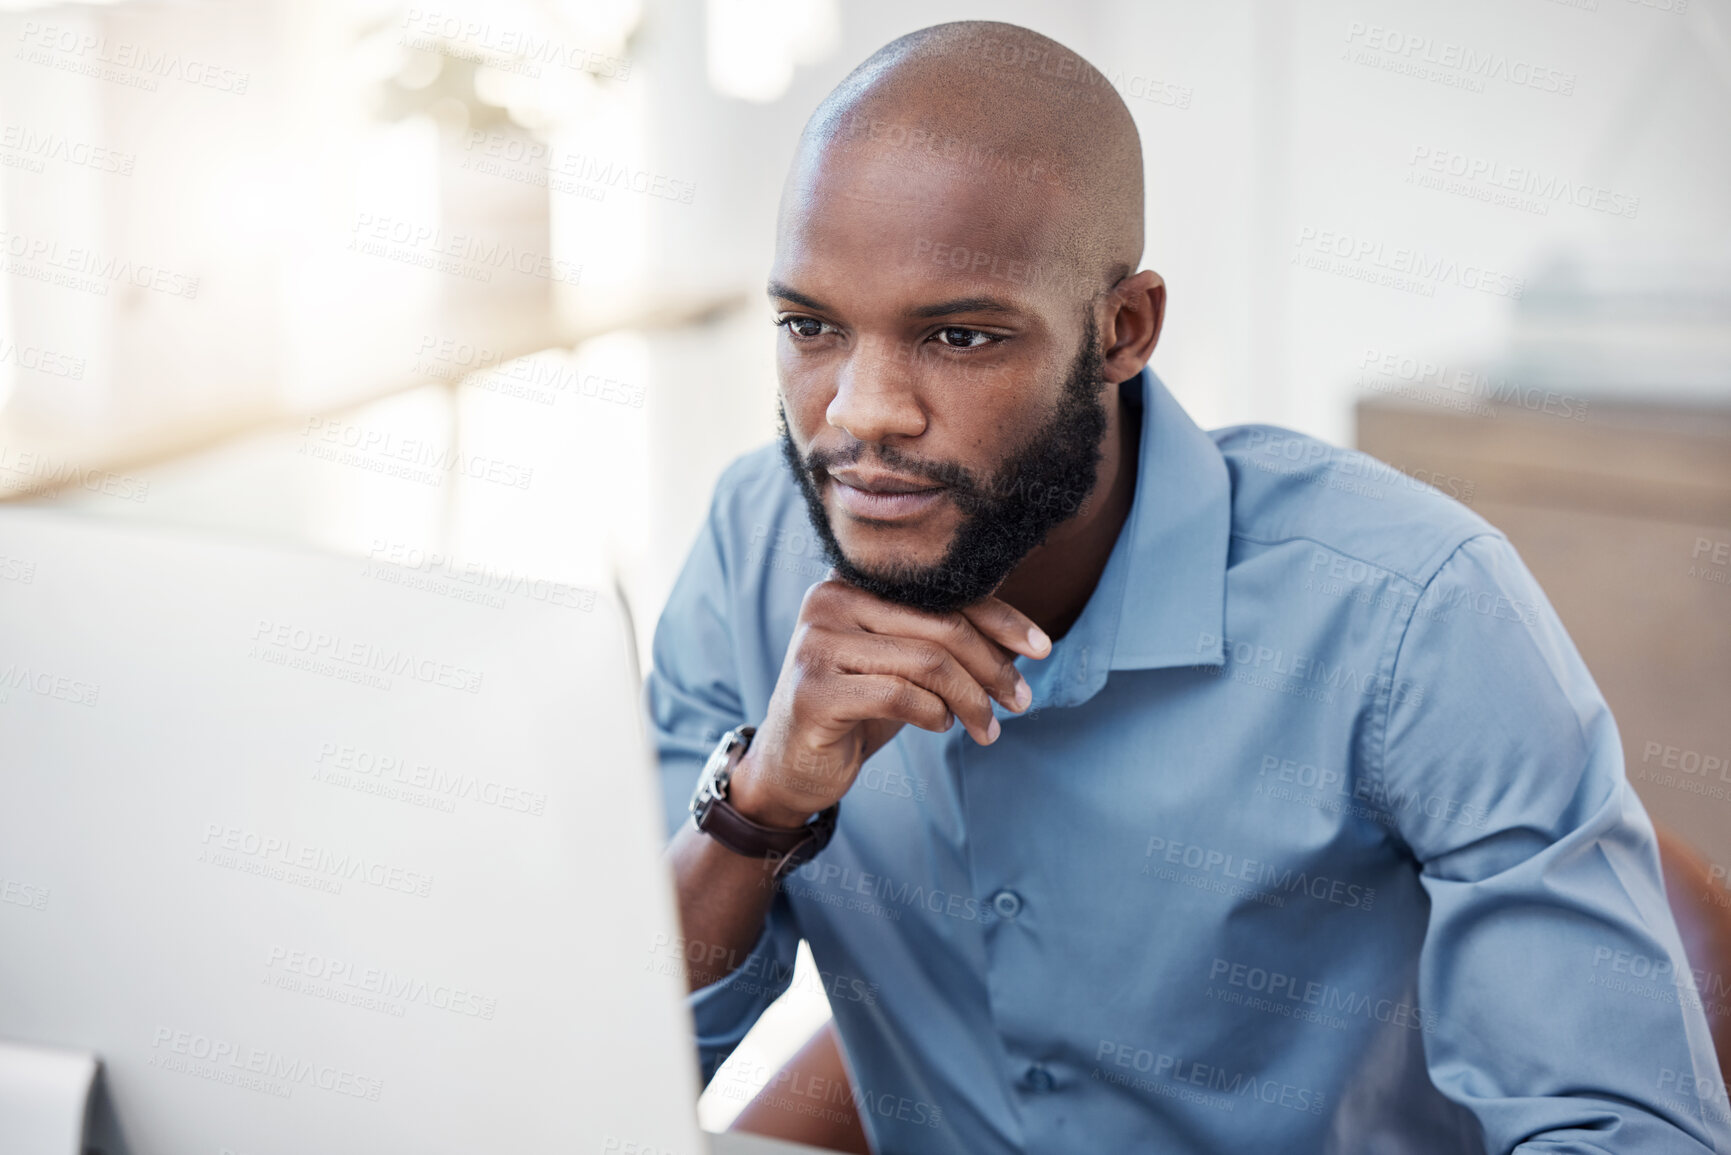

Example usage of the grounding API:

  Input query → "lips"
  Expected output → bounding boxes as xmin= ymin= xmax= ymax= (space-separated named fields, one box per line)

xmin=827 ymin=468 xmax=943 ymax=495
xmin=826 ymin=468 xmax=947 ymax=522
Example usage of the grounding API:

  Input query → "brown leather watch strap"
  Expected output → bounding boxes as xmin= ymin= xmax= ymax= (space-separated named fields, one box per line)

xmin=691 ymin=725 xmax=839 ymax=878
xmin=697 ymin=794 xmax=824 ymax=859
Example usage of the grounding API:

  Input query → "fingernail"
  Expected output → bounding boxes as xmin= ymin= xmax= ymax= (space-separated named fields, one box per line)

xmin=1013 ymin=678 xmax=1031 ymax=710
xmin=986 ymin=717 xmax=1001 ymax=743
xmin=1027 ymin=626 xmax=1051 ymax=656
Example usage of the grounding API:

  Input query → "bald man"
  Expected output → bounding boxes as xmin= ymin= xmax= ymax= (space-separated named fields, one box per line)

xmin=648 ymin=21 xmax=1726 ymax=1155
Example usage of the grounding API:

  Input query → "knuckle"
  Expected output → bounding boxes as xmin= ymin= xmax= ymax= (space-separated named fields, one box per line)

xmin=794 ymin=626 xmax=841 ymax=672
xmin=939 ymin=612 xmax=970 ymax=644
xmin=913 ymin=640 xmax=948 ymax=676
xmin=800 ymin=579 xmax=842 ymax=617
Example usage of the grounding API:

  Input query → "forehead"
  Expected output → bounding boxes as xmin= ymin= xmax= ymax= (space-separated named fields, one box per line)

xmin=772 ymin=137 xmax=1089 ymax=315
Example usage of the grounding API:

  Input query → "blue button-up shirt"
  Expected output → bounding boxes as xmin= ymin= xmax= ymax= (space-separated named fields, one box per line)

xmin=646 ymin=368 xmax=1728 ymax=1154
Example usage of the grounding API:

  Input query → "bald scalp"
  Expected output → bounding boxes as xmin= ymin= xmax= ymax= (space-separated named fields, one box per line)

xmin=787 ymin=21 xmax=1145 ymax=301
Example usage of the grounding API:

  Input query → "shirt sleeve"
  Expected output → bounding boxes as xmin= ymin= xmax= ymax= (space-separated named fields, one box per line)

xmin=1379 ymin=532 xmax=1730 ymax=1154
xmin=642 ymin=467 xmax=803 ymax=1085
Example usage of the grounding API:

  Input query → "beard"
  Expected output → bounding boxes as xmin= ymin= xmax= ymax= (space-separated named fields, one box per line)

xmin=777 ymin=314 xmax=1110 ymax=614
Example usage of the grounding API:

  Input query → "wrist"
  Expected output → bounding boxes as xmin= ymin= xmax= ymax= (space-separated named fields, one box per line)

xmin=728 ymin=749 xmax=818 ymax=830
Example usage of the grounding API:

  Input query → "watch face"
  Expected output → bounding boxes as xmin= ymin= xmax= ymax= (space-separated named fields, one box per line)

xmin=690 ymin=729 xmax=740 ymax=815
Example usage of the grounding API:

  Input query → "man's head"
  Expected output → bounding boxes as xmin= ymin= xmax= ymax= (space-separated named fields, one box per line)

xmin=770 ymin=21 xmax=1164 ymax=613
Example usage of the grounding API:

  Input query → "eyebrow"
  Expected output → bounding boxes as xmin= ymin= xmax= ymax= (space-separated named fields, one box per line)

xmin=906 ymin=296 xmax=1020 ymax=319
xmin=767 ymin=282 xmax=1023 ymax=320
xmin=766 ymin=281 xmax=830 ymax=312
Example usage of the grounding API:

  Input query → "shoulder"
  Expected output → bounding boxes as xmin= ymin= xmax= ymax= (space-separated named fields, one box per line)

xmin=705 ymin=441 xmax=828 ymax=586
xmin=1211 ymin=423 xmax=1501 ymax=591
xmin=711 ymin=441 xmax=798 ymax=513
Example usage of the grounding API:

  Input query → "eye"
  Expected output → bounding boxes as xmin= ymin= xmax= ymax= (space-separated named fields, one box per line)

xmin=776 ymin=316 xmax=831 ymax=340
xmin=933 ymin=326 xmax=999 ymax=350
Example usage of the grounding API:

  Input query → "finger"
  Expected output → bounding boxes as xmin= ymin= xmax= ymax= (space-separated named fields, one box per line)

xmin=959 ymin=595 xmax=1052 ymax=662
xmin=825 ymin=672 xmax=953 ymax=735
xmin=816 ymin=583 xmax=1030 ymax=713
xmin=824 ymin=629 xmax=999 ymax=745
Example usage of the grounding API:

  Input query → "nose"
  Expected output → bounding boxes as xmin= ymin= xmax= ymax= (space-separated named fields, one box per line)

xmin=825 ymin=337 xmax=927 ymax=443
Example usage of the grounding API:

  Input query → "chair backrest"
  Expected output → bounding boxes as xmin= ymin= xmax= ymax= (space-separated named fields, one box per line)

xmin=1657 ymin=825 xmax=1731 ymax=1080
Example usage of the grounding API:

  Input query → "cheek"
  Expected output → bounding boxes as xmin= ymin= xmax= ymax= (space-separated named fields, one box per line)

xmin=931 ymin=377 xmax=1041 ymax=455
xmin=776 ymin=358 xmax=831 ymax=426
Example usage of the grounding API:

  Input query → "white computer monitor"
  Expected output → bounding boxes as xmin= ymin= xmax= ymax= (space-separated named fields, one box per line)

xmin=0 ymin=507 xmax=709 ymax=1155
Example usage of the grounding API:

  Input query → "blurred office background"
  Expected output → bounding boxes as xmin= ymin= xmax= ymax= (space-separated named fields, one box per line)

xmin=1 ymin=0 xmax=1727 ymax=1132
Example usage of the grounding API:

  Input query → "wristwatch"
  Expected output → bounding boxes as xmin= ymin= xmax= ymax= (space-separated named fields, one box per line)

xmin=689 ymin=725 xmax=838 ymax=880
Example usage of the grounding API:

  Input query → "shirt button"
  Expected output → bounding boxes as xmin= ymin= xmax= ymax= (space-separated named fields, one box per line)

xmin=1024 ymin=1064 xmax=1056 ymax=1092
xmin=991 ymin=889 xmax=1023 ymax=919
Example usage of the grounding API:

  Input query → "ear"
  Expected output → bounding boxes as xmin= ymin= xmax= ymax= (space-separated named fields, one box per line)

xmin=1099 ymin=269 xmax=1166 ymax=383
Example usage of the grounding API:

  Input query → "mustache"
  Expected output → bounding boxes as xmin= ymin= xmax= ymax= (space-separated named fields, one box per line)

xmin=802 ymin=440 xmax=981 ymax=496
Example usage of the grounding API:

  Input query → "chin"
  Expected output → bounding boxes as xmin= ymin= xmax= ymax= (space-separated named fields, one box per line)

xmin=827 ymin=509 xmax=955 ymax=574
xmin=831 ymin=529 xmax=948 ymax=575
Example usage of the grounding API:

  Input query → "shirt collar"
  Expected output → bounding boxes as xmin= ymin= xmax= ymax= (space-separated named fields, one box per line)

xmin=995 ymin=366 xmax=1232 ymax=716
xmin=1107 ymin=367 xmax=1230 ymax=671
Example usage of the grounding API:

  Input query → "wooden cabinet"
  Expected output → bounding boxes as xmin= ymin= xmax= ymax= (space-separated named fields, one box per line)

xmin=1357 ymin=397 xmax=1731 ymax=867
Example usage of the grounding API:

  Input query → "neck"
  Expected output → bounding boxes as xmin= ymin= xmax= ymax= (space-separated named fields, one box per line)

xmin=991 ymin=386 xmax=1141 ymax=642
